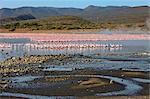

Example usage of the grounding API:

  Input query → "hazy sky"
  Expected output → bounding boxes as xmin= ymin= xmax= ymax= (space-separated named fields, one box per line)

xmin=0 ymin=0 xmax=149 ymax=9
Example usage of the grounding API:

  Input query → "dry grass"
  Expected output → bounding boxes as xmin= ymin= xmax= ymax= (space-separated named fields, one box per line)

xmin=72 ymin=78 xmax=109 ymax=89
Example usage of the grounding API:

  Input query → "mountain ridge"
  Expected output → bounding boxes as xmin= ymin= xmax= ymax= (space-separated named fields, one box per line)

xmin=0 ymin=5 xmax=149 ymax=24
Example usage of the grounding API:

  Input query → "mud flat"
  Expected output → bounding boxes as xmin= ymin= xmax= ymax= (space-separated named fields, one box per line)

xmin=0 ymin=53 xmax=149 ymax=98
xmin=0 ymin=72 xmax=149 ymax=98
xmin=0 ymin=54 xmax=73 ymax=77
xmin=79 ymin=96 xmax=150 ymax=99
xmin=0 ymin=53 xmax=149 ymax=76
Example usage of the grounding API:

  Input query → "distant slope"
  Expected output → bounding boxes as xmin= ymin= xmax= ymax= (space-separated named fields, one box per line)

xmin=0 ymin=14 xmax=36 ymax=24
xmin=0 ymin=7 xmax=82 ymax=19
xmin=81 ymin=6 xmax=149 ymax=23
xmin=0 ymin=16 xmax=99 ymax=31
xmin=0 ymin=6 xmax=149 ymax=24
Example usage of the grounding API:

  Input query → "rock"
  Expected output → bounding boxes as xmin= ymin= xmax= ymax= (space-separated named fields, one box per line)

xmin=121 ymin=74 xmax=124 ymax=77
xmin=11 ymin=57 xmax=16 ymax=60
xmin=38 ymin=65 xmax=42 ymax=68
xmin=0 ymin=80 xmax=9 ymax=89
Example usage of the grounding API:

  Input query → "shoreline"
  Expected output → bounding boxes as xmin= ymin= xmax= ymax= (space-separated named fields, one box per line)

xmin=0 ymin=29 xmax=101 ymax=34
xmin=0 ymin=28 xmax=149 ymax=34
xmin=1 ymin=96 xmax=150 ymax=99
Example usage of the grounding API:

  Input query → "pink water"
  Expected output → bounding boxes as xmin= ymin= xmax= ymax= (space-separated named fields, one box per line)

xmin=0 ymin=33 xmax=149 ymax=42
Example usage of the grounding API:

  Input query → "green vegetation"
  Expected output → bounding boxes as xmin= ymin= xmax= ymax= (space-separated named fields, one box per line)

xmin=0 ymin=16 xmax=101 ymax=31
xmin=0 ymin=6 xmax=148 ymax=31
xmin=0 ymin=22 xmax=21 ymax=31
xmin=0 ymin=15 xmax=147 ymax=31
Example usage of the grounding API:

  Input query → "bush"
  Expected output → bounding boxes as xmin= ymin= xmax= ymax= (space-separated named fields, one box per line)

xmin=9 ymin=27 xmax=16 ymax=31
xmin=14 ymin=22 xmax=20 ymax=28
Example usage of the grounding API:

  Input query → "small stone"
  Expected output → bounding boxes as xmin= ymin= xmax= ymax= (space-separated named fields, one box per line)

xmin=121 ymin=74 xmax=124 ymax=77
xmin=11 ymin=57 xmax=16 ymax=60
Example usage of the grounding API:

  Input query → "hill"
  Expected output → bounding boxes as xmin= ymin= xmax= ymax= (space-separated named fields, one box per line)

xmin=0 ymin=16 xmax=100 ymax=31
xmin=0 ymin=14 xmax=36 ymax=24
xmin=0 ymin=5 xmax=149 ymax=24
xmin=80 ymin=6 xmax=149 ymax=24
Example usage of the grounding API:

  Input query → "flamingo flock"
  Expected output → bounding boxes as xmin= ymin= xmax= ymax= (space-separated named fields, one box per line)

xmin=0 ymin=33 xmax=149 ymax=49
xmin=0 ymin=42 xmax=123 ymax=49
xmin=24 ymin=43 xmax=123 ymax=49
xmin=0 ymin=33 xmax=149 ymax=42
xmin=0 ymin=43 xmax=11 ymax=48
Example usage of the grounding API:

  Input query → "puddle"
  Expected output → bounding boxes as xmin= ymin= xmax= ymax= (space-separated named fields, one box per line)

xmin=43 ymin=66 xmax=74 ymax=72
xmin=5 ymin=76 xmax=42 ymax=83
xmin=132 ymin=78 xmax=150 ymax=83
xmin=96 ymin=75 xmax=142 ymax=96
xmin=0 ymin=92 xmax=75 ymax=99
xmin=122 ymin=69 xmax=150 ymax=72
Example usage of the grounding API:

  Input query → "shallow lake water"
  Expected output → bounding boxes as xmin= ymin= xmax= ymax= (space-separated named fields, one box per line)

xmin=0 ymin=38 xmax=149 ymax=61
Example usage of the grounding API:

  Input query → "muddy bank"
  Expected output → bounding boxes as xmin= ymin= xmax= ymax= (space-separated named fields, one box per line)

xmin=79 ymin=96 xmax=150 ymax=99
xmin=3 ymin=75 xmax=123 ymax=96
xmin=0 ymin=54 xmax=96 ymax=76
xmin=0 ymin=96 xmax=149 ymax=99
xmin=1 ymin=69 xmax=149 ymax=97
xmin=0 ymin=54 xmax=150 ymax=98
xmin=0 ymin=53 xmax=149 ymax=76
